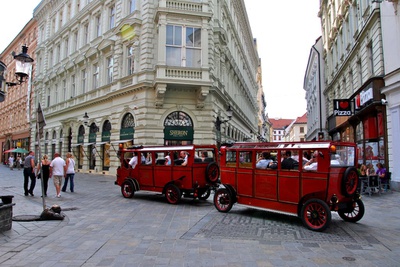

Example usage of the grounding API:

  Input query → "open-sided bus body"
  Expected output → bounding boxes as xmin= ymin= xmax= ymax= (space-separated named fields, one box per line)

xmin=214 ymin=141 xmax=364 ymax=231
xmin=115 ymin=145 xmax=219 ymax=204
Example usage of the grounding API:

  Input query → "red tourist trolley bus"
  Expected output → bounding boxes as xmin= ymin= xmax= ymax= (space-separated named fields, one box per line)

xmin=115 ymin=144 xmax=219 ymax=204
xmin=213 ymin=141 xmax=364 ymax=231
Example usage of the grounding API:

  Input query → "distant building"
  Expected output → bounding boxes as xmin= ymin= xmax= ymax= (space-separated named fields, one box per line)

xmin=269 ymin=118 xmax=294 ymax=142
xmin=284 ymin=113 xmax=307 ymax=142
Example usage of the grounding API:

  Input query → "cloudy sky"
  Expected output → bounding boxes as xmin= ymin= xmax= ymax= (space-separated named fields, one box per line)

xmin=244 ymin=0 xmax=321 ymax=119
xmin=1 ymin=0 xmax=321 ymax=119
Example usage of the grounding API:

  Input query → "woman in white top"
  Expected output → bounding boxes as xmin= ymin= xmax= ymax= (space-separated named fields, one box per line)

xmin=62 ymin=152 xmax=76 ymax=192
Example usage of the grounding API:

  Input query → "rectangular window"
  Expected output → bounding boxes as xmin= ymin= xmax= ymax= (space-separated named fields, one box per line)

xmin=73 ymin=31 xmax=78 ymax=52
xmin=185 ymin=27 xmax=201 ymax=68
xmin=300 ymin=127 xmax=304 ymax=133
xmin=47 ymin=88 xmax=51 ymax=107
xmin=82 ymin=69 xmax=87 ymax=93
xmin=166 ymin=25 xmax=182 ymax=66
xmin=64 ymin=38 xmax=69 ymax=58
xmin=63 ymin=79 xmax=67 ymax=100
xmin=93 ymin=63 xmax=99 ymax=89
xmin=55 ymin=84 xmax=58 ymax=104
xmin=109 ymin=6 xmax=115 ymax=29
xmin=130 ymin=0 xmax=136 ymax=13
xmin=107 ymin=56 xmax=114 ymax=83
xmin=48 ymin=49 xmax=53 ymax=67
xmin=83 ymin=23 xmax=89 ymax=45
xmin=59 ymin=12 xmax=63 ymax=29
xmin=127 ymin=46 xmax=134 ymax=75
xmin=96 ymin=15 xmax=101 ymax=37
xmin=71 ymin=75 xmax=76 ymax=97
xmin=367 ymin=42 xmax=374 ymax=75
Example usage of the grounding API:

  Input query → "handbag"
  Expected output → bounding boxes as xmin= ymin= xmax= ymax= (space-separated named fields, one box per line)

xmin=37 ymin=172 xmax=41 ymax=179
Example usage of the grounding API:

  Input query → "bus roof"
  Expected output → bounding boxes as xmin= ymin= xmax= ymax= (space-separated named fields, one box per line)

xmin=223 ymin=141 xmax=355 ymax=150
xmin=121 ymin=145 xmax=216 ymax=152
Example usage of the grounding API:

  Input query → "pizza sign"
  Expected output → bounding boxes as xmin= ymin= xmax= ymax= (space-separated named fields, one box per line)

xmin=333 ymin=99 xmax=352 ymax=116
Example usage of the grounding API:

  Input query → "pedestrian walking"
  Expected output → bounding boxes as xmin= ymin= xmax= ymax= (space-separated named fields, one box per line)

xmin=36 ymin=154 xmax=51 ymax=197
xmin=8 ymin=155 xmax=14 ymax=170
xmin=23 ymin=151 xmax=36 ymax=196
xmin=16 ymin=156 xmax=22 ymax=170
xmin=50 ymin=152 xmax=66 ymax=198
xmin=62 ymin=152 xmax=76 ymax=193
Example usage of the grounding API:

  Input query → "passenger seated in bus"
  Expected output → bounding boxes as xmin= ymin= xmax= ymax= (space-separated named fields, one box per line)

xmin=165 ymin=154 xmax=171 ymax=165
xmin=281 ymin=151 xmax=298 ymax=170
xmin=129 ymin=152 xmax=138 ymax=169
xmin=180 ymin=151 xmax=189 ymax=166
xmin=304 ymin=151 xmax=319 ymax=170
xmin=201 ymin=151 xmax=208 ymax=162
xmin=330 ymin=154 xmax=342 ymax=166
xmin=304 ymin=151 xmax=318 ymax=170
xmin=145 ymin=153 xmax=152 ymax=165
xmin=256 ymin=152 xmax=271 ymax=169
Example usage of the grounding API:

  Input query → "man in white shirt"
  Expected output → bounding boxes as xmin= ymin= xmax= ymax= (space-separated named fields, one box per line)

xmin=180 ymin=151 xmax=189 ymax=166
xmin=129 ymin=152 xmax=138 ymax=169
xmin=50 ymin=153 xmax=66 ymax=198
xmin=304 ymin=151 xmax=318 ymax=171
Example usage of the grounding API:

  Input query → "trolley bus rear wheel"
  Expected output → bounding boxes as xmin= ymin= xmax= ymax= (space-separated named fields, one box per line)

xmin=338 ymin=199 xmax=365 ymax=223
xmin=121 ymin=180 xmax=135 ymax=198
xmin=214 ymin=188 xmax=233 ymax=212
xmin=165 ymin=184 xmax=181 ymax=204
xmin=301 ymin=199 xmax=331 ymax=232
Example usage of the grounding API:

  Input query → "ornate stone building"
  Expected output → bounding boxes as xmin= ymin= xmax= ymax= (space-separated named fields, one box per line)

xmin=32 ymin=0 xmax=260 ymax=175
xmin=318 ymin=0 xmax=399 ymax=188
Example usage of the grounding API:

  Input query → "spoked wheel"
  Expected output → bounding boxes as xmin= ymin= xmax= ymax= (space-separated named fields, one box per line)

xmin=301 ymin=199 xmax=331 ymax=231
xmin=213 ymin=188 xmax=233 ymax=212
xmin=165 ymin=184 xmax=181 ymax=204
xmin=338 ymin=199 xmax=365 ymax=223
xmin=206 ymin=162 xmax=220 ymax=184
xmin=198 ymin=188 xmax=211 ymax=200
xmin=342 ymin=167 xmax=359 ymax=197
xmin=121 ymin=180 xmax=135 ymax=198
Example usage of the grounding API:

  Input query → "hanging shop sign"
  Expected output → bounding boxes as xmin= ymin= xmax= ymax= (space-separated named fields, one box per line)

xmin=102 ymin=131 xmax=111 ymax=142
xmin=355 ymin=87 xmax=374 ymax=110
xmin=333 ymin=99 xmax=352 ymax=116
xmin=120 ymin=128 xmax=134 ymax=140
xmin=164 ymin=126 xmax=193 ymax=140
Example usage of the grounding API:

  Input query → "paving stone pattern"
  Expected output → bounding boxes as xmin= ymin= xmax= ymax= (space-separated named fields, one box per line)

xmin=1 ymin=165 xmax=400 ymax=266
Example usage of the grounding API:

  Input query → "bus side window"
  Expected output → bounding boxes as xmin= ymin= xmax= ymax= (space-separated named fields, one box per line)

xmin=226 ymin=151 xmax=237 ymax=167
xmin=239 ymin=152 xmax=252 ymax=168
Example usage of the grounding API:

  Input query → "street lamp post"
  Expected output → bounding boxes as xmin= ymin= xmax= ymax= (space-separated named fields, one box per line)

xmin=0 ymin=45 xmax=34 ymax=102
xmin=215 ymin=105 xmax=233 ymax=146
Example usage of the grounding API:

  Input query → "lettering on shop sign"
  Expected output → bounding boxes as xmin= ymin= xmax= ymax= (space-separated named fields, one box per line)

xmin=169 ymin=130 xmax=188 ymax=137
xmin=360 ymin=88 xmax=373 ymax=106
xmin=333 ymin=99 xmax=352 ymax=116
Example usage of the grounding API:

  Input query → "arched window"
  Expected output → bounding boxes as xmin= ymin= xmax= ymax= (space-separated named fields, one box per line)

xmin=163 ymin=111 xmax=193 ymax=145
xmin=164 ymin=111 xmax=193 ymax=126
xmin=122 ymin=113 xmax=135 ymax=128
xmin=103 ymin=120 xmax=112 ymax=132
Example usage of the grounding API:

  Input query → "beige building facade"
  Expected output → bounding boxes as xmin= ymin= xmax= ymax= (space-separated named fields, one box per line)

xmin=32 ymin=0 xmax=260 ymax=175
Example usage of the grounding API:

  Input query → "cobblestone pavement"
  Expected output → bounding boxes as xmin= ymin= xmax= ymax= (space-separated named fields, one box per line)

xmin=1 ymin=164 xmax=400 ymax=266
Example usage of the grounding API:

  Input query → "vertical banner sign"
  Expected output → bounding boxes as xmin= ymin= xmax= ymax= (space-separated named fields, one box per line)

xmin=333 ymin=99 xmax=352 ymax=116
